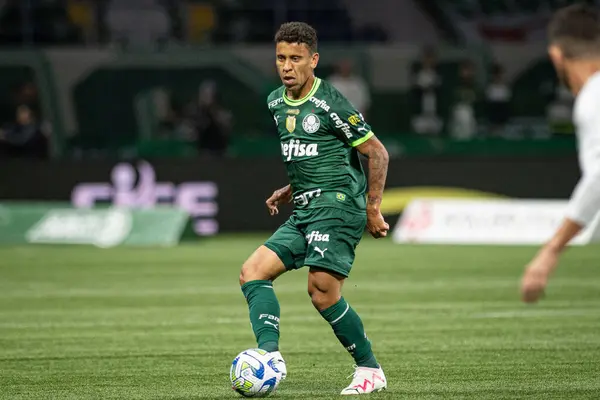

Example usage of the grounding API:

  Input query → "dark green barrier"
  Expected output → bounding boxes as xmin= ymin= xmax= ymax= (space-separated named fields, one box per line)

xmin=0 ymin=156 xmax=580 ymax=233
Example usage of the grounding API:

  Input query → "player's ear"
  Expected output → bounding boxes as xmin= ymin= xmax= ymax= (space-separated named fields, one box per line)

xmin=548 ymin=45 xmax=564 ymax=66
xmin=310 ymin=52 xmax=319 ymax=69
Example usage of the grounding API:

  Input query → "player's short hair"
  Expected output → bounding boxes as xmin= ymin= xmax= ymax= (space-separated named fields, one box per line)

xmin=548 ymin=4 xmax=600 ymax=59
xmin=274 ymin=22 xmax=318 ymax=54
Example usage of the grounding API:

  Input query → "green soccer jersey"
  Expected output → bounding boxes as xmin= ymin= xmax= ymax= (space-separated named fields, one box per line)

xmin=267 ymin=77 xmax=374 ymax=212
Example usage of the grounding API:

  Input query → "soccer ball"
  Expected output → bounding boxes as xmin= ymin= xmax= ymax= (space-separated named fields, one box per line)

xmin=230 ymin=348 xmax=282 ymax=397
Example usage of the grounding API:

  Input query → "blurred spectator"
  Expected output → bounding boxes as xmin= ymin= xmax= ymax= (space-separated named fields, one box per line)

xmin=106 ymin=0 xmax=170 ymax=47
xmin=0 ymin=81 xmax=50 ymax=158
xmin=14 ymin=81 xmax=40 ymax=117
xmin=450 ymin=59 xmax=479 ymax=140
xmin=411 ymin=46 xmax=442 ymax=135
xmin=0 ymin=104 xmax=49 ymax=159
xmin=485 ymin=63 xmax=512 ymax=136
xmin=328 ymin=59 xmax=371 ymax=117
xmin=413 ymin=47 xmax=441 ymax=91
xmin=187 ymin=81 xmax=232 ymax=157
xmin=151 ymin=87 xmax=194 ymax=140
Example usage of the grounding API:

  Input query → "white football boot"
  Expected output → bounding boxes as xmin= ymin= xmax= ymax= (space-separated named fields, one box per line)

xmin=268 ymin=351 xmax=287 ymax=380
xmin=340 ymin=365 xmax=387 ymax=395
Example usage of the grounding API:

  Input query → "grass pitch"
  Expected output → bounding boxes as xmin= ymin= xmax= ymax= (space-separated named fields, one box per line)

xmin=1 ymin=236 xmax=600 ymax=399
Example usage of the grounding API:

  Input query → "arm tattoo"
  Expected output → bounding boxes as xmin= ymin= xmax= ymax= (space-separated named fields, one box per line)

xmin=276 ymin=184 xmax=293 ymax=202
xmin=365 ymin=144 xmax=389 ymax=209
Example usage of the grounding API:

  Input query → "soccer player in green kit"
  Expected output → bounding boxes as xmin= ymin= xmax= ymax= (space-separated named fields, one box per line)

xmin=239 ymin=22 xmax=390 ymax=395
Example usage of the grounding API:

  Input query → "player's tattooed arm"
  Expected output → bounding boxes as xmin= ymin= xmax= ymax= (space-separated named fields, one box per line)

xmin=356 ymin=136 xmax=389 ymax=210
xmin=356 ymin=136 xmax=390 ymax=238
xmin=274 ymin=184 xmax=293 ymax=203
xmin=266 ymin=184 xmax=293 ymax=216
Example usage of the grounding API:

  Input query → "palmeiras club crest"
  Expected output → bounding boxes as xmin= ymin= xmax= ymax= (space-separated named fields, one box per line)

xmin=302 ymin=113 xmax=320 ymax=133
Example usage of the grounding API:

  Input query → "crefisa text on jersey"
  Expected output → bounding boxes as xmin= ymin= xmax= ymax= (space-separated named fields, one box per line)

xmin=309 ymin=96 xmax=331 ymax=112
xmin=281 ymin=139 xmax=319 ymax=161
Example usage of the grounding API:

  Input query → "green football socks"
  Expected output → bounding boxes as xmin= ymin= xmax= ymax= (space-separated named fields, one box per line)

xmin=241 ymin=280 xmax=280 ymax=352
xmin=242 ymin=281 xmax=378 ymax=367
xmin=320 ymin=297 xmax=379 ymax=368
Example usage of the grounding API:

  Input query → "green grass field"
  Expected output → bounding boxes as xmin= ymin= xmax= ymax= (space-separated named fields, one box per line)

xmin=1 ymin=236 xmax=600 ymax=399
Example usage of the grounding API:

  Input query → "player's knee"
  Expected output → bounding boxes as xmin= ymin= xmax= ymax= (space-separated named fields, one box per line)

xmin=308 ymin=284 xmax=339 ymax=311
xmin=239 ymin=246 xmax=286 ymax=286
xmin=239 ymin=257 xmax=274 ymax=286
xmin=239 ymin=261 xmax=256 ymax=286
xmin=238 ymin=270 xmax=246 ymax=286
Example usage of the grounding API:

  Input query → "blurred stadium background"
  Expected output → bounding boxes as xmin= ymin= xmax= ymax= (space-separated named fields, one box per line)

xmin=1 ymin=0 xmax=600 ymax=398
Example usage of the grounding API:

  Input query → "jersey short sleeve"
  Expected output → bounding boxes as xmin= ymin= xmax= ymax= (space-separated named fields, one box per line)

xmin=328 ymin=98 xmax=374 ymax=147
xmin=267 ymin=88 xmax=284 ymax=112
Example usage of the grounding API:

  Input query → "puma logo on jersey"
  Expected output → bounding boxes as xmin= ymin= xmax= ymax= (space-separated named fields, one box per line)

xmin=281 ymin=139 xmax=319 ymax=161
xmin=314 ymin=246 xmax=328 ymax=258
xmin=306 ymin=230 xmax=330 ymax=244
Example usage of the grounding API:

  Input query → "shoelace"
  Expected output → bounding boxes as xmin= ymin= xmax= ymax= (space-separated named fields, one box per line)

xmin=345 ymin=365 xmax=359 ymax=380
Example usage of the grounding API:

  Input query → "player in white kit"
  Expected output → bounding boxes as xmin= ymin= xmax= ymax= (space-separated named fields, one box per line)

xmin=521 ymin=4 xmax=600 ymax=303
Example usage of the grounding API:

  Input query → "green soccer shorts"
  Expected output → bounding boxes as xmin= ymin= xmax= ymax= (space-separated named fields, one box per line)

xmin=264 ymin=207 xmax=367 ymax=277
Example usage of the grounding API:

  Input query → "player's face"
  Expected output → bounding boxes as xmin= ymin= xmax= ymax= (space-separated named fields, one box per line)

xmin=549 ymin=45 xmax=571 ymax=91
xmin=276 ymin=41 xmax=319 ymax=91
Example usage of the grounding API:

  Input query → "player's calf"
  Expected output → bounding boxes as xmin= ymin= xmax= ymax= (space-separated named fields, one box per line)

xmin=308 ymin=268 xmax=380 ymax=371
xmin=240 ymin=246 xmax=287 ymax=353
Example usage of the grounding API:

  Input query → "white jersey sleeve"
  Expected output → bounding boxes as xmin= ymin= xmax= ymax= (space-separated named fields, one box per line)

xmin=565 ymin=72 xmax=600 ymax=226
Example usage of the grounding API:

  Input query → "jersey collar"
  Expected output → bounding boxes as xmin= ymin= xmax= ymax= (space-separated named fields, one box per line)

xmin=283 ymin=77 xmax=321 ymax=107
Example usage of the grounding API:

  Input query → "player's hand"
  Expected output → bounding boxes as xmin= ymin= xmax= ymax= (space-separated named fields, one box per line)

xmin=366 ymin=208 xmax=389 ymax=239
xmin=266 ymin=191 xmax=282 ymax=215
xmin=520 ymin=247 xmax=559 ymax=303
xmin=266 ymin=186 xmax=292 ymax=216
